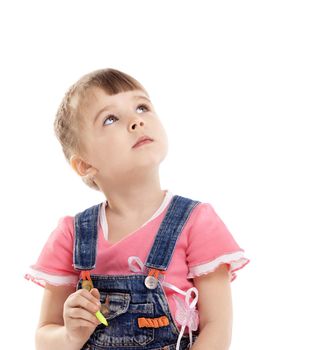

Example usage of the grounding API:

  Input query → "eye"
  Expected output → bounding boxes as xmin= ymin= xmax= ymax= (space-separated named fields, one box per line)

xmin=103 ymin=115 xmax=118 ymax=126
xmin=136 ymin=104 xmax=149 ymax=114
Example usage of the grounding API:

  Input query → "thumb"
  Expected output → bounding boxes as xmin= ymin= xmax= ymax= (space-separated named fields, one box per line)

xmin=90 ymin=288 xmax=100 ymax=302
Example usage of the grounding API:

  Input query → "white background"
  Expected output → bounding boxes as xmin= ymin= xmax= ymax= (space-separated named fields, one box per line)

xmin=1 ymin=1 xmax=318 ymax=349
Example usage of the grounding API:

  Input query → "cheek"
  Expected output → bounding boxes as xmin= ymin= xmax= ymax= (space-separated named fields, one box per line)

xmin=157 ymin=122 xmax=168 ymax=143
xmin=156 ymin=124 xmax=169 ymax=154
xmin=82 ymin=134 xmax=109 ymax=161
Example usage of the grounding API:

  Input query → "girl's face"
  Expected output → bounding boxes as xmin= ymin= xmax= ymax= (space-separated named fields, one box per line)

xmin=77 ymin=87 xmax=168 ymax=184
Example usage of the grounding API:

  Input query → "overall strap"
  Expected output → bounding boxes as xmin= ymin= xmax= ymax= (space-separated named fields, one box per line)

xmin=73 ymin=203 xmax=102 ymax=271
xmin=145 ymin=195 xmax=200 ymax=271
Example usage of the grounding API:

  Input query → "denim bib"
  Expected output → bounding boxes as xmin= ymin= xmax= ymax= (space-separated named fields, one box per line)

xmin=73 ymin=195 xmax=200 ymax=350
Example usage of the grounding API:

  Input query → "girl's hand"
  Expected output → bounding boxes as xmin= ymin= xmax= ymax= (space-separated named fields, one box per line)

xmin=63 ymin=288 xmax=101 ymax=344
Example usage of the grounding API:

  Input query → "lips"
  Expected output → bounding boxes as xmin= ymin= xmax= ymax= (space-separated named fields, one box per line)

xmin=133 ymin=135 xmax=154 ymax=148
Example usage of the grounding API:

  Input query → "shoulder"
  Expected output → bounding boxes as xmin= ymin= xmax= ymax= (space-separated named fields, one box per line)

xmin=56 ymin=215 xmax=74 ymax=233
xmin=39 ymin=215 xmax=76 ymax=261
xmin=186 ymin=201 xmax=221 ymax=228
xmin=186 ymin=200 xmax=238 ymax=248
xmin=46 ymin=215 xmax=75 ymax=246
xmin=168 ymin=195 xmax=219 ymax=233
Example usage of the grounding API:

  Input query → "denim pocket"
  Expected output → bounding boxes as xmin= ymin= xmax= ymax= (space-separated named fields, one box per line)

xmin=99 ymin=291 xmax=130 ymax=320
xmin=129 ymin=303 xmax=155 ymax=346
xmin=90 ymin=292 xmax=155 ymax=347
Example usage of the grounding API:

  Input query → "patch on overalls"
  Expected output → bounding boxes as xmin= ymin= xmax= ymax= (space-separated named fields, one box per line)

xmin=137 ymin=315 xmax=169 ymax=328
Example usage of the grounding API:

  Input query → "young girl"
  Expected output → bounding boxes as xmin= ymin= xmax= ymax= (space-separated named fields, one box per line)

xmin=25 ymin=68 xmax=250 ymax=350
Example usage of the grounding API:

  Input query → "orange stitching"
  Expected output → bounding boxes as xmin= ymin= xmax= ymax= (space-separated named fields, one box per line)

xmin=138 ymin=316 xmax=169 ymax=328
xmin=138 ymin=318 xmax=147 ymax=328
xmin=147 ymin=268 xmax=165 ymax=279
xmin=81 ymin=270 xmax=92 ymax=281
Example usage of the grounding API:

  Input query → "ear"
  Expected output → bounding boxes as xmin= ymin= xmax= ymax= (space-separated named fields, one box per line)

xmin=70 ymin=154 xmax=97 ymax=178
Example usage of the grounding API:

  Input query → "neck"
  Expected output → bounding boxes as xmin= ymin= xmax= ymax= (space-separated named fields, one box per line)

xmin=98 ymin=167 xmax=166 ymax=218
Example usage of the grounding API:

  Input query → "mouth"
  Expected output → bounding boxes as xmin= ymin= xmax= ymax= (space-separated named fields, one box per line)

xmin=132 ymin=136 xmax=154 ymax=148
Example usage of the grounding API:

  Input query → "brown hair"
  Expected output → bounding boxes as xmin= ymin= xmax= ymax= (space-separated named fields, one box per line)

xmin=53 ymin=68 xmax=148 ymax=191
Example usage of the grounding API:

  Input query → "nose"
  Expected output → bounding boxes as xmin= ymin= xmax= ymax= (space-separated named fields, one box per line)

xmin=129 ymin=118 xmax=144 ymax=131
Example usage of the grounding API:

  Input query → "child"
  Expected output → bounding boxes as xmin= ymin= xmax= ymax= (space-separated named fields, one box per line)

xmin=25 ymin=68 xmax=250 ymax=350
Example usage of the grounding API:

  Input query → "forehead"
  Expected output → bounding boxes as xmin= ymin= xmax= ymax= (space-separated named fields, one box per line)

xmin=83 ymin=87 xmax=149 ymax=109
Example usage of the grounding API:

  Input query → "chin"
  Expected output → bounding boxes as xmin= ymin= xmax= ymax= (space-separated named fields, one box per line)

xmin=136 ymin=152 xmax=166 ymax=171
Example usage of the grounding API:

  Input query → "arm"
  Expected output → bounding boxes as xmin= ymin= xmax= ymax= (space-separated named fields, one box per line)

xmin=35 ymin=284 xmax=101 ymax=350
xmin=191 ymin=263 xmax=233 ymax=350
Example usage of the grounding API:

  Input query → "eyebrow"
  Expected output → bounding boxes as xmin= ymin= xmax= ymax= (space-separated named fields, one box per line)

xmin=93 ymin=95 xmax=151 ymax=125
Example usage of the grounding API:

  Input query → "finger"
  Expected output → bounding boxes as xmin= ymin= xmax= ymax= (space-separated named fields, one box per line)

xmin=67 ymin=292 xmax=100 ymax=314
xmin=68 ymin=317 xmax=99 ymax=328
xmin=67 ymin=307 xmax=100 ymax=326
xmin=77 ymin=288 xmax=101 ymax=306
xmin=90 ymin=288 xmax=100 ymax=301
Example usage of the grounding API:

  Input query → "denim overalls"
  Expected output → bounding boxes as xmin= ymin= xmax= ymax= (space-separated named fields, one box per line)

xmin=73 ymin=195 xmax=201 ymax=350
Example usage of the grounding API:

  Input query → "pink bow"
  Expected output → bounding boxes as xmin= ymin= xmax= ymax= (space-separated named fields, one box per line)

xmin=173 ymin=287 xmax=199 ymax=348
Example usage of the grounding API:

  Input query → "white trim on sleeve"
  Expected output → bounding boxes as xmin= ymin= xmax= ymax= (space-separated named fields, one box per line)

xmin=187 ymin=251 xmax=250 ymax=282
xmin=24 ymin=267 xmax=79 ymax=288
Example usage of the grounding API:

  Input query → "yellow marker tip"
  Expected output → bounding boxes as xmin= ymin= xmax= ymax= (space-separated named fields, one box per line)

xmin=95 ymin=310 xmax=108 ymax=326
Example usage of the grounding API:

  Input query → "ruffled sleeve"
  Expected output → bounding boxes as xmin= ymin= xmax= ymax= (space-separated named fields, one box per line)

xmin=186 ymin=203 xmax=250 ymax=282
xmin=24 ymin=216 xmax=79 ymax=287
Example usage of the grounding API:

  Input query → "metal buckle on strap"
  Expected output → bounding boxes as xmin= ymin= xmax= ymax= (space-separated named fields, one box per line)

xmin=81 ymin=270 xmax=94 ymax=291
xmin=144 ymin=268 xmax=165 ymax=289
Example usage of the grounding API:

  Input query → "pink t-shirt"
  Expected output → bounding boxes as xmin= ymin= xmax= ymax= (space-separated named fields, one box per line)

xmin=25 ymin=190 xmax=250 ymax=328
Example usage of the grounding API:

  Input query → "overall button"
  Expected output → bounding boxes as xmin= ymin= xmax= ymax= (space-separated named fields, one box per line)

xmin=145 ymin=275 xmax=158 ymax=289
